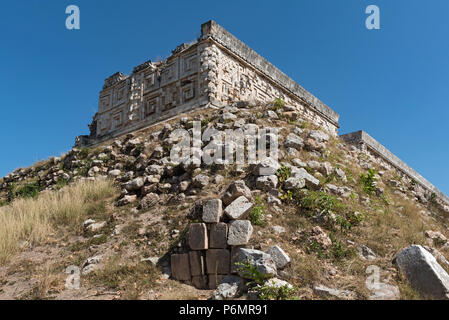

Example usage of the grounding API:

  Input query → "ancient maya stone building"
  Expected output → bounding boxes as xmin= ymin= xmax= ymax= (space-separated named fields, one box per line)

xmin=75 ymin=20 xmax=340 ymax=148
xmin=75 ymin=20 xmax=449 ymax=207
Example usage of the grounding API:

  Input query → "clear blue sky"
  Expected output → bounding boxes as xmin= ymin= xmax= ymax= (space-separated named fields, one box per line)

xmin=1 ymin=0 xmax=448 ymax=195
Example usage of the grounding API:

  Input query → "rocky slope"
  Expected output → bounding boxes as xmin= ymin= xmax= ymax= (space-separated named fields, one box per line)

xmin=1 ymin=100 xmax=449 ymax=300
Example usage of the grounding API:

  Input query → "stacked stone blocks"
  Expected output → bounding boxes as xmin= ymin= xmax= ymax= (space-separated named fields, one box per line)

xmin=171 ymin=197 xmax=254 ymax=289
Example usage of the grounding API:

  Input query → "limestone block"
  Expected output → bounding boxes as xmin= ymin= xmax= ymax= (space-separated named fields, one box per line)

xmin=202 ymin=199 xmax=223 ymax=223
xmin=206 ymin=249 xmax=231 ymax=275
xmin=189 ymin=251 xmax=206 ymax=276
xmin=171 ymin=253 xmax=191 ymax=281
xmin=227 ymin=220 xmax=253 ymax=246
xmin=188 ymin=223 xmax=208 ymax=250
xmin=292 ymin=167 xmax=320 ymax=189
xmin=209 ymin=222 xmax=228 ymax=249
xmin=224 ymin=196 xmax=253 ymax=220
xmin=253 ymin=157 xmax=280 ymax=176
xmin=192 ymin=275 xmax=208 ymax=290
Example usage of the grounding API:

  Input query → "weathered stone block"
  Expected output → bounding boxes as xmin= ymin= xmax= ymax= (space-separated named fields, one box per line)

xmin=171 ymin=253 xmax=191 ymax=281
xmin=209 ymin=222 xmax=228 ymax=249
xmin=202 ymin=199 xmax=223 ymax=223
xmin=266 ymin=245 xmax=291 ymax=269
xmin=222 ymin=180 xmax=252 ymax=205
xmin=188 ymin=223 xmax=208 ymax=250
xmin=227 ymin=220 xmax=253 ymax=246
xmin=224 ymin=196 xmax=253 ymax=220
xmin=189 ymin=251 xmax=205 ymax=276
xmin=192 ymin=275 xmax=208 ymax=290
xmin=206 ymin=249 xmax=231 ymax=275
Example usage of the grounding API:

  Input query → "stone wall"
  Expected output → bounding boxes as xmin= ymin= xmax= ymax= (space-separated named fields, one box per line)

xmin=340 ymin=130 xmax=449 ymax=206
xmin=75 ymin=20 xmax=340 ymax=147
xmin=201 ymin=20 xmax=339 ymax=134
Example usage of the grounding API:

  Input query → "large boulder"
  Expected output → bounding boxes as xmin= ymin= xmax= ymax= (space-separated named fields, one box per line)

xmin=395 ymin=245 xmax=449 ymax=299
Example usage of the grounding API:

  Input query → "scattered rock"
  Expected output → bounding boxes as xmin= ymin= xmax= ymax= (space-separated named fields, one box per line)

xmin=357 ymin=244 xmax=377 ymax=261
xmin=313 ymin=284 xmax=355 ymax=299
xmin=224 ymin=196 xmax=253 ymax=220
xmin=255 ymin=175 xmax=278 ymax=191
xmin=271 ymin=226 xmax=286 ymax=235
xmin=310 ymin=226 xmax=332 ymax=249
xmin=254 ymin=157 xmax=280 ymax=176
xmin=115 ymin=194 xmax=137 ymax=206
xmin=308 ymin=130 xmax=329 ymax=143
xmin=212 ymin=275 xmax=244 ymax=300
xmin=284 ymin=133 xmax=303 ymax=150
xmin=266 ymin=245 xmax=291 ymax=269
xmin=192 ymin=174 xmax=210 ymax=188
xmin=86 ymin=221 xmax=106 ymax=232
xmin=124 ymin=177 xmax=144 ymax=191
xmin=292 ymin=167 xmax=320 ymax=189
xmin=138 ymin=192 xmax=160 ymax=210
xmin=222 ymin=180 xmax=252 ymax=205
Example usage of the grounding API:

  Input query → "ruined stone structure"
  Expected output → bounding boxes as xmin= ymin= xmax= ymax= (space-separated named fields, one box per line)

xmin=75 ymin=20 xmax=339 ymax=147
xmin=341 ymin=130 xmax=449 ymax=206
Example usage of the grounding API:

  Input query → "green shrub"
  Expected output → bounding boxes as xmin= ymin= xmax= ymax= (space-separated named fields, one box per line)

xmin=360 ymin=168 xmax=377 ymax=195
xmin=236 ymin=261 xmax=269 ymax=286
xmin=7 ymin=181 xmax=42 ymax=202
xmin=276 ymin=164 xmax=291 ymax=185
xmin=249 ymin=196 xmax=266 ymax=226
xmin=272 ymin=98 xmax=285 ymax=111
xmin=330 ymin=233 xmax=355 ymax=261
xmin=78 ymin=148 xmax=90 ymax=159
xmin=300 ymin=191 xmax=345 ymax=215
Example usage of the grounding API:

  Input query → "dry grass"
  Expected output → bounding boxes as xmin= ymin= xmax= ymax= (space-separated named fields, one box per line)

xmin=0 ymin=179 xmax=118 ymax=264
xmin=86 ymin=255 xmax=160 ymax=300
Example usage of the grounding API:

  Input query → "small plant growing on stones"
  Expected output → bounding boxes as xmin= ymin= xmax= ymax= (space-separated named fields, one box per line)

xmin=276 ymin=164 xmax=291 ymax=185
xmin=271 ymin=98 xmax=285 ymax=111
xmin=235 ymin=261 xmax=269 ymax=286
xmin=249 ymin=196 xmax=266 ymax=226
xmin=257 ymin=283 xmax=299 ymax=300
xmin=301 ymin=191 xmax=345 ymax=216
xmin=360 ymin=168 xmax=377 ymax=195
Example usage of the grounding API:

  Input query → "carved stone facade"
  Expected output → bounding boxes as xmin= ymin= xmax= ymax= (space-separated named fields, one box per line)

xmin=76 ymin=21 xmax=340 ymax=146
